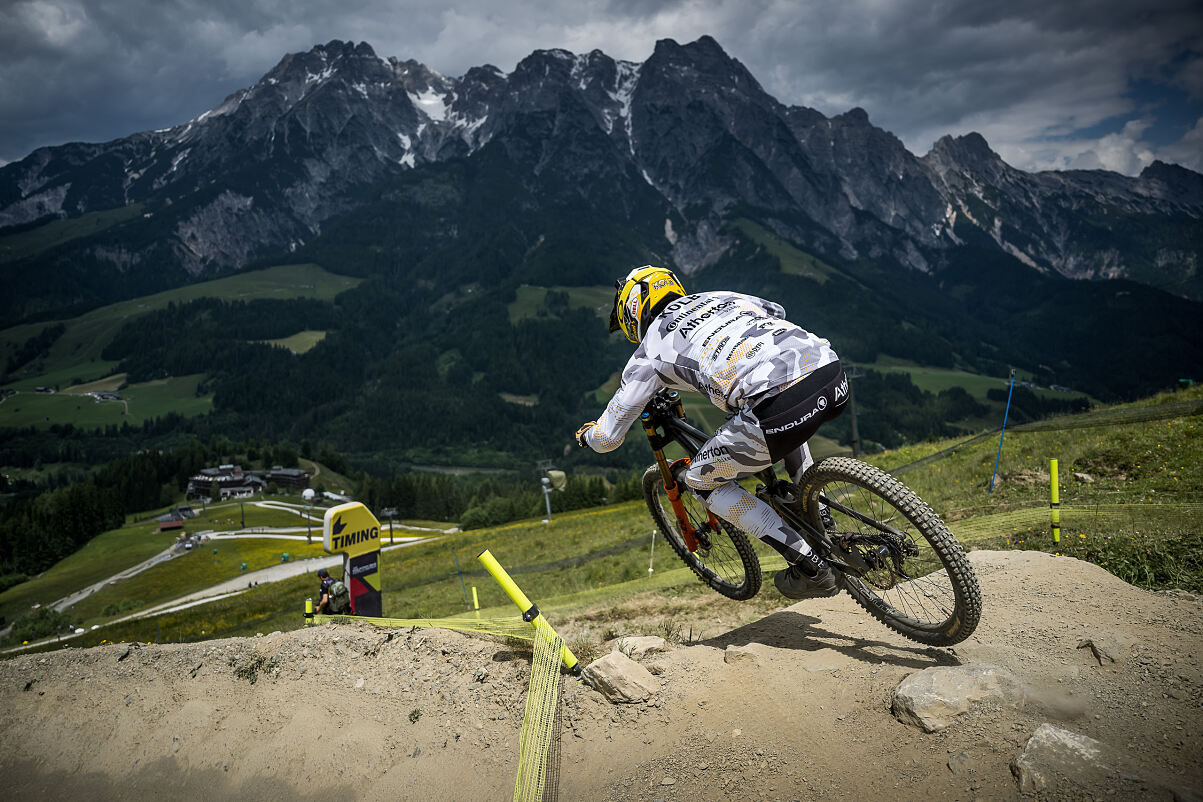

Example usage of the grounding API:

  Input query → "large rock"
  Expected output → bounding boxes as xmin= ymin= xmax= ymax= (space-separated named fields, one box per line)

xmin=614 ymin=636 xmax=669 ymax=659
xmin=1011 ymin=724 xmax=1198 ymax=800
xmin=892 ymin=664 xmax=1024 ymax=732
xmin=1011 ymin=724 xmax=1113 ymax=794
xmin=583 ymin=652 xmax=659 ymax=704
xmin=723 ymin=644 xmax=763 ymax=666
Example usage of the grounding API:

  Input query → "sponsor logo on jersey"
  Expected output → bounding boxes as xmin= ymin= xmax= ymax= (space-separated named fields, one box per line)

xmin=674 ymin=299 xmax=739 ymax=337
xmin=834 ymin=376 xmax=849 ymax=402
xmin=695 ymin=444 xmax=730 ymax=461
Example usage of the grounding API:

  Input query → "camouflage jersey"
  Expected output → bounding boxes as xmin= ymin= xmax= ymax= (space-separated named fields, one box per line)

xmin=585 ymin=291 xmax=837 ymax=452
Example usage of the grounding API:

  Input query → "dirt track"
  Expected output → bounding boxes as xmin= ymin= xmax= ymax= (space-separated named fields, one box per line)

xmin=1 ymin=550 xmax=1200 ymax=800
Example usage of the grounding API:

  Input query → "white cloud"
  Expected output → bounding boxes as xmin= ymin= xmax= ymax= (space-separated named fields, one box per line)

xmin=1159 ymin=117 xmax=1203 ymax=172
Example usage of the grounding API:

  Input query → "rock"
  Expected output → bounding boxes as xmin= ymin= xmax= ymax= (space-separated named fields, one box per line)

xmin=583 ymin=652 xmax=659 ymax=704
xmin=1076 ymin=632 xmax=1138 ymax=665
xmin=1010 ymin=724 xmax=1116 ymax=794
xmin=947 ymin=752 xmax=972 ymax=774
xmin=724 ymin=644 xmax=762 ymax=666
xmin=892 ymin=664 xmax=1024 ymax=732
xmin=614 ymin=635 xmax=669 ymax=659
xmin=1012 ymin=724 xmax=1201 ymax=800
xmin=661 ymin=776 xmax=676 ymax=786
xmin=1072 ymin=472 xmax=1095 ymax=483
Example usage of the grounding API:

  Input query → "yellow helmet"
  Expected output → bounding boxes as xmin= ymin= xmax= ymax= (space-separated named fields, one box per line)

xmin=608 ymin=265 xmax=686 ymax=344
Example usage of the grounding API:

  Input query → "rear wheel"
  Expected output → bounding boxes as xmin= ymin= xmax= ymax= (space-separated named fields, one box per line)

xmin=798 ymin=457 xmax=981 ymax=646
xmin=642 ymin=465 xmax=761 ymax=600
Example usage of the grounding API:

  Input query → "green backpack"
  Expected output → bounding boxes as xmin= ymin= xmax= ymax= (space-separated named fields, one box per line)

xmin=328 ymin=579 xmax=351 ymax=613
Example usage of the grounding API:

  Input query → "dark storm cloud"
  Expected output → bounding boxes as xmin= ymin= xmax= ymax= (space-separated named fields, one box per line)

xmin=1 ymin=0 xmax=1199 ymax=173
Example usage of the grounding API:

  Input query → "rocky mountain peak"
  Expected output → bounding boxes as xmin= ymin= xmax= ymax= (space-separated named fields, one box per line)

xmin=927 ymin=132 xmax=1003 ymax=168
xmin=923 ymin=132 xmax=1011 ymax=187
xmin=1139 ymin=160 xmax=1203 ymax=211
xmin=835 ymin=107 xmax=872 ymax=126
xmin=644 ymin=35 xmax=766 ymax=100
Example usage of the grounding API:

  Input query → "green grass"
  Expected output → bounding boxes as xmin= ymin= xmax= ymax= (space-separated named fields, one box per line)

xmin=507 ymin=285 xmax=615 ymax=324
xmin=64 ymin=537 xmax=330 ymax=623
xmin=731 ymin=218 xmax=839 ymax=283
xmin=0 ymin=204 xmax=145 ymax=263
xmin=867 ymin=385 xmax=1203 ymax=518
xmin=865 ymin=357 xmax=1095 ymax=403
xmin=258 ymin=329 xmax=327 ymax=354
xmin=0 ymin=373 xmax=212 ymax=428
xmin=35 ymin=499 xmax=667 ymax=649
xmin=0 ymin=519 xmax=177 ymax=625
xmin=301 ymin=457 xmax=354 ymax=494
xmin=1 ymin=263 xmax=361 ymax=386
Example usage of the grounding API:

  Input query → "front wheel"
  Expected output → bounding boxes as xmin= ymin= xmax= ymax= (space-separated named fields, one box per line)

xmin=642 ymin=465 xmax=761 ymax=600
xmin=798 ymin=457 xmax=982 ymax=646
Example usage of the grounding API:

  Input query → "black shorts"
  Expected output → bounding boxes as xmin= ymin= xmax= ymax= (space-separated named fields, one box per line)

xmin=752 ymin=361 xmax=849 ymax=461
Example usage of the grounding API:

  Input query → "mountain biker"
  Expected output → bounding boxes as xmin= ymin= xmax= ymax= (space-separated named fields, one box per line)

xmin=577 ymin=265 xmax=849 ymax=599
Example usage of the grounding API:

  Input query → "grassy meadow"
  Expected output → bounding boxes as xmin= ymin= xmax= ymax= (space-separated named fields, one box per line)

xmin=0 ymin=373 xmax=213 ymax=429
xmin=507 ymin=284 xmax=615 ymax=324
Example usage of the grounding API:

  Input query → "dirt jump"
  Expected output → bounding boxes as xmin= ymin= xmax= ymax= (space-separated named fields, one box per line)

xmin=2 ymin=550 xmax=1200 ymax=800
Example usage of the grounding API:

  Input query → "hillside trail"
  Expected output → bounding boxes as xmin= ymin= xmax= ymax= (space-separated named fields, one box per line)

xmin=1 ymin=550 xmax=1199 ymax=801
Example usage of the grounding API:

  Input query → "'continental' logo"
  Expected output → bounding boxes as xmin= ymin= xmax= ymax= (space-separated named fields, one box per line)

xmin=323 ymin=502 xmax=382 ymax=557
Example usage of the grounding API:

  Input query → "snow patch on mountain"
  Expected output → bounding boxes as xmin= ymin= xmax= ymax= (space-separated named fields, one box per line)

xmin=410 ymin=88 xmax=451 ymax=121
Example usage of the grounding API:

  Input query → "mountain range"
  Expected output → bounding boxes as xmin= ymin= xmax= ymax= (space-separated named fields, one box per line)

xmin=0 ymin=35 xmax=1200 ymax=465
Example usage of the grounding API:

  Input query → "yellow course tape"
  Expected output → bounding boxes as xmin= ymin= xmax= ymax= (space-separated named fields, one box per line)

xmin=514 ymin=625 xmax=564 ymax=802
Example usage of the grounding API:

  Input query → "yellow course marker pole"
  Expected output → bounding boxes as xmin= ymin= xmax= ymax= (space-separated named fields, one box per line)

xmin=478 ymin=549 xmax=580 ymax=674
xmin=304 ymin=598 xmax=314 ymax=626
xmin=472 ymin=586 xmax=480 ymax=620
xmin=1050 ymin=458 xmax=1061 ymax=544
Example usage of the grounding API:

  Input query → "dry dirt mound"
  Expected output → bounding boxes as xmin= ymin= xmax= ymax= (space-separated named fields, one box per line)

xmin=1 ymin=551 xmax=1200 ymax=801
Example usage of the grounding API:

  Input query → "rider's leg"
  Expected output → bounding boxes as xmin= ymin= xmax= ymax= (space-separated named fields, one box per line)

xmin=782 ymin=442 xmax=813 ymax=485
xmin=682 ymin=410 xmax=816 ymax=565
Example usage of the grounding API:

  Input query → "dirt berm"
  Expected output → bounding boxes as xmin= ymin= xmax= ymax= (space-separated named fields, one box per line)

xmin=2 ymin=550 xmax=1200 ymax=800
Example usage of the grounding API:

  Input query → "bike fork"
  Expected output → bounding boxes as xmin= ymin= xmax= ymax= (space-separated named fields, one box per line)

xmin=661 ymin=457 xmax=720 ymax=553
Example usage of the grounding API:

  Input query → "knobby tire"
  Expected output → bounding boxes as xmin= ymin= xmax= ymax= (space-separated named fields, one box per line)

xmin=798 ymin=457 xmax=982 ymax=646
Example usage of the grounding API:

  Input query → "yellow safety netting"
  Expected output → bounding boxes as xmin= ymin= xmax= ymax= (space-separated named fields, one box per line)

xmin=514 ymin=625 xmax=564 ymax=802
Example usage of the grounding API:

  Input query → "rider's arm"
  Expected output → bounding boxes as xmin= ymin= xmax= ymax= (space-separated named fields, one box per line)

xmin=585 ymin=352 xmax=662 ymax=453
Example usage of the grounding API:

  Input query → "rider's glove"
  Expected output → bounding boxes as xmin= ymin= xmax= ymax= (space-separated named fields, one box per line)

xmin=576 ymin=421 xmax=596 ymax=448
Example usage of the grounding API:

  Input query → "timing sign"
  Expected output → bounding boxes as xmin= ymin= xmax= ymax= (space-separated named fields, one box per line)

xmin=322 ymin=502 xmax=383 ymax=617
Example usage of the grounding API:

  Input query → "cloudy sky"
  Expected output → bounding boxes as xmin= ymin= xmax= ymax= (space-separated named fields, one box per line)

xmin=2 ymin=0 xmax=1200 ymax=174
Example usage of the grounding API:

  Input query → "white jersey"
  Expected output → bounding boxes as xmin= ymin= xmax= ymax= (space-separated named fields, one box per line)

xmin=586 ymin=291 xmax=837 ymax=452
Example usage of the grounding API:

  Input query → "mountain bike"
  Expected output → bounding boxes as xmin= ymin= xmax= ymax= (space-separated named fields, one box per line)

xmin=640 ymin=388 xmax=982 ymax=646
